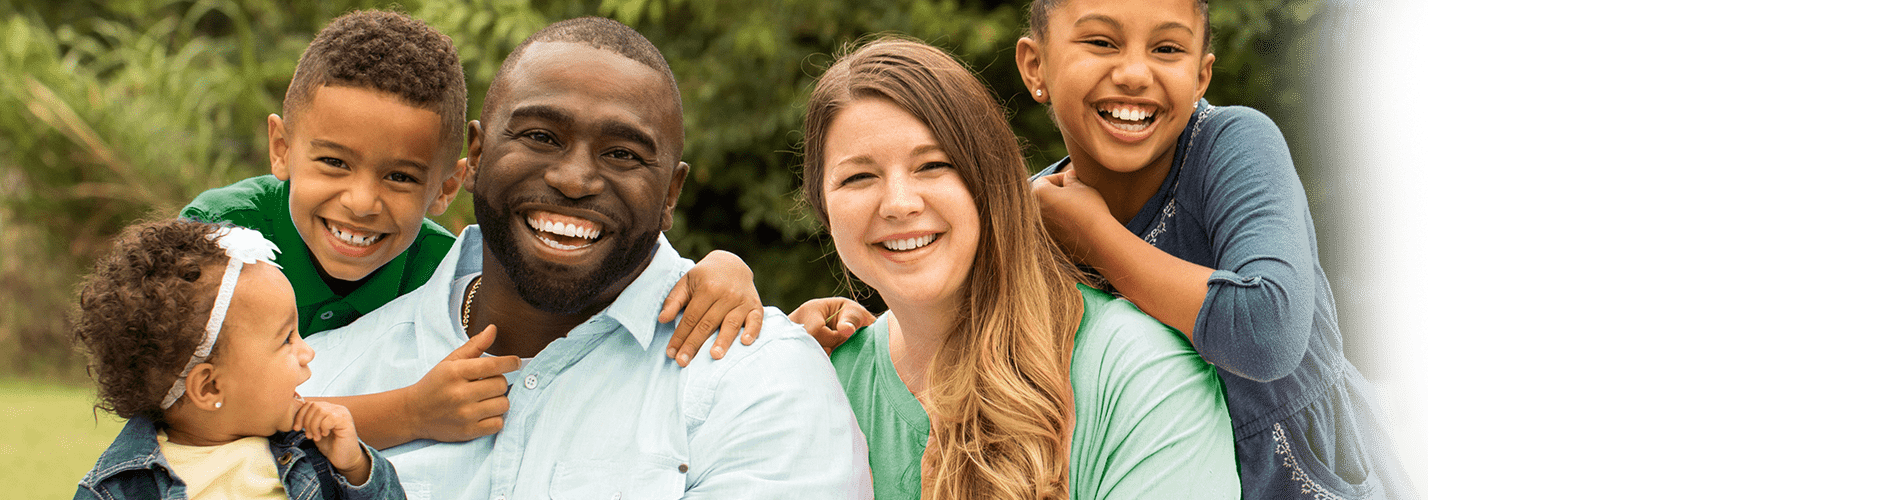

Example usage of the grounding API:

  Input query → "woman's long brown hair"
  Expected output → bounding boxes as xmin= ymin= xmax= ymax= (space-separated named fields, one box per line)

xmin=802 ymin=36 xmax=1088 ymax=500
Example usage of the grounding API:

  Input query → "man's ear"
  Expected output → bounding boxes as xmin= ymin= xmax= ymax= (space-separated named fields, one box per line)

xmin=183 ymin=362 xmax=222 ymax=412
xmin=661 ymin=161 xmax=690 ymax=232
xmin=428 ymin=156 xmax=467 ymax=216
xmin=1015 ymin=37 xmax=1048 ymax=104
xmin=463 ymin=120 xmax=484 ymax=192
xmin=268 ymin=114 xmax=291 ymax=181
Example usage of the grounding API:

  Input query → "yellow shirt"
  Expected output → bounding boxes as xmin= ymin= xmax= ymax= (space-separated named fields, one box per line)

xmin=157 ymin=430 xmax=290 ymax=500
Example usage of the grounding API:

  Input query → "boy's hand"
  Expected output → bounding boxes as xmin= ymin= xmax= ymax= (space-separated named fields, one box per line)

xmin=659 ymin=250 xmax=764 ymax=366
xmin=405 ymin=325 xmax=519 ymax=443
xmin=1032 ymin=170 xmax=1114 ymax=266
xmin=787 ymin=297 xmax=875 ymax=355
xmin=295 ymin=400 xmax=370 ymax=486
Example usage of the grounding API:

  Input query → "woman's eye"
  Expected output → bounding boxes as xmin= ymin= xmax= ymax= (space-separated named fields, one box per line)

xmin=839 ymin=172 xmax=875 ymax=186
xmin=921 ymin=161 xmax=954 ymax=171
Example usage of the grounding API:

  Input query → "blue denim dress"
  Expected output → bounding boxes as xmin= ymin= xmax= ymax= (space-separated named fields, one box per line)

xmin=1037 ymin=100 xmax=1415 ymax=500
xmin=74 ymin=416 xmax=403 ymax=500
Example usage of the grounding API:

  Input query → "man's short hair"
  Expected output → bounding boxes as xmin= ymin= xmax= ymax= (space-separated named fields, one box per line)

xmin=482 ymin=17 xmax=681 ymax=133
xmin=283 ymin=10 xmax=467 ymax=160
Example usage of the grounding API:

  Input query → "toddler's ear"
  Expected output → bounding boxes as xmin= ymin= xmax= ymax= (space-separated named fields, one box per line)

xmin=268 ymin=114 xmax=291 ymax=181
xmin=183 ymin=362 xmax=223 ymax=412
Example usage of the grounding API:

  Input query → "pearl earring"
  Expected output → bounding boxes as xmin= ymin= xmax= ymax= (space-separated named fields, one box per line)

xmin=1035 ymin=89 xmax=1043 ymax=98
xmin=213 ymin=402 xmax=222 ymax=409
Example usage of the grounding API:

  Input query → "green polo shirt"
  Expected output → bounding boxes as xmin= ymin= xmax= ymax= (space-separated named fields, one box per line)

xmin=180 ymin=175 xmax=455 ymax=336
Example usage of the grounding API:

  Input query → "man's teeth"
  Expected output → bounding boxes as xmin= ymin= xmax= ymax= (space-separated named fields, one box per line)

xmin=528 ymin=218 xmax=601 ymax=240
xmin=881 ymin=234 xmax=937 ymax=251
xmin=328 ymin=224 xmax=385 ymax=247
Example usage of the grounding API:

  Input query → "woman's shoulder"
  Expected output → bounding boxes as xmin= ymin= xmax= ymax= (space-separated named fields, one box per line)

xmin=1069 ymin=284 xmax=1212 ymax=385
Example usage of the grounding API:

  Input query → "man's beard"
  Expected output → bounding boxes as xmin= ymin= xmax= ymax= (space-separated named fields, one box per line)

xmin=472 ymin=193 xmax=659 ymax=315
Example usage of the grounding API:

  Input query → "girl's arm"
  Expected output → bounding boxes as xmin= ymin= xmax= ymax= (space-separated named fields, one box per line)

xmin=1037 ymin=108 xmax=1317 ymax=383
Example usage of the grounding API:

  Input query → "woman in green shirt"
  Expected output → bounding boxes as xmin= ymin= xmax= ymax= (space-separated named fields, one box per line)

xmin=799 ymin=37 xmax=1238 ymax=500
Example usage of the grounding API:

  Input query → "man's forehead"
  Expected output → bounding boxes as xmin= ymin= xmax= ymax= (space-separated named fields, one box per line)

xmin=495 ymin=41 xmax=683 ymax=146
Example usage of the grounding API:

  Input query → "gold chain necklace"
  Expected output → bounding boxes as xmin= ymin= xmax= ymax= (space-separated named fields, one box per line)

xmin=462 ymin=276 xmax=482 ymax=330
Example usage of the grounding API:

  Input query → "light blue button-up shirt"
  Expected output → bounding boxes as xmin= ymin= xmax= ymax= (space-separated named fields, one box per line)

xmin=301 ymin=226 xmax=872 ymax=500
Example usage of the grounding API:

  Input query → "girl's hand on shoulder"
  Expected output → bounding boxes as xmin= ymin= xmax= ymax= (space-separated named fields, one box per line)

xmin=294 ymin=399 xmax=371 ymax=486
xmin=787 ymin=297 xmax=876 ymax=355
xmin=1032 ymin=170 xmax=1113 ymax=264
xmin=660 ymin=250 xmax=765 ymax=367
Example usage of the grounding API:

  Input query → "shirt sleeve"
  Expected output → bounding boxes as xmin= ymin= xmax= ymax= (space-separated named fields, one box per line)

xmin=1189 ymin=107 xmax=1321 ymax=383
xmin=336 ymin=442 xmax=405 ymax=500
xmin=1077 ymin=305 xmax=1240 ymax=500
xmin=681 ymin=317 xmax=874 ymax=499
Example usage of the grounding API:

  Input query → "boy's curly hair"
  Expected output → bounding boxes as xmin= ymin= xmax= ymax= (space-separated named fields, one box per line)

xmin=71 ymin=218 xmax=229 ymax=424
xmin=282 ymin=9 xmax=467 ymax=162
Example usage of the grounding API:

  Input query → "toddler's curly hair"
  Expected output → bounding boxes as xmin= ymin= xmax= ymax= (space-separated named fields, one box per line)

xmin=71 ymin=218 xmax=230 ymax=424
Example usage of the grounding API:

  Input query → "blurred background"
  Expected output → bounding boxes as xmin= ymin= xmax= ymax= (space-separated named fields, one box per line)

xmin=0 ymin=0 xmax=1408 ymax=496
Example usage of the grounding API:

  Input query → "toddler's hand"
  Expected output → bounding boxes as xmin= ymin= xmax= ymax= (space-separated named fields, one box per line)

xmin=660 ymin=250 xmax=764 ymax=366
xmin=788 ymin=297 xmax=875 ymax=355
xmin=406 ymin=325 xmax=519 ymax=442
xmin=294 ymin=400 xmax=370 ymax=486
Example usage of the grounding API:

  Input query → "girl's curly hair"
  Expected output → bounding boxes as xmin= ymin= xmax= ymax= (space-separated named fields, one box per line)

xmin=71 ymin=218 xmax=229 ymax=424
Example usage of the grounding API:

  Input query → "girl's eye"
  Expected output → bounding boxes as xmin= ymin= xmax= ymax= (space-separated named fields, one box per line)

xmin=1083 ymin=39 xmax=1114 ymax=49
xmin=386 ymin=172 xmax=420 ymax=184
xmin=1155 ymin=45 xmax=1186 ymax=54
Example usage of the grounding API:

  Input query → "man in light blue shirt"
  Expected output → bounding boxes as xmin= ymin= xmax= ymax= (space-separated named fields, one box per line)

xmin=300 ymin=17 xmax=871 ymax=500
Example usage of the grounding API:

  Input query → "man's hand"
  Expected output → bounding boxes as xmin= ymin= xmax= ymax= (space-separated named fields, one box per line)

xmin=659 ymin=250 xmax=765 ymax=366
xmin=787 ymin=297 xmax=876 ymax=355
xmin=295 ymin=400 xmax=370 ymax=486
xmin=404 ymin=325 xmax=520 ymax=443
xmin=1031 ymin=169 xmax=1115 ymax=266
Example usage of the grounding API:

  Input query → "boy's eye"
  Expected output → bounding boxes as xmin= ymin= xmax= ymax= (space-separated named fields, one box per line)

xmin=318 ymin=157 xmax=348 ymax=170
xmin=385 ymin=171 xmax=420 ymax=184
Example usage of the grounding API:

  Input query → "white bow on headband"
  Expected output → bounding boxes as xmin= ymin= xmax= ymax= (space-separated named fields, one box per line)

xmin=159 ymin=226 xmax=282 ymax=410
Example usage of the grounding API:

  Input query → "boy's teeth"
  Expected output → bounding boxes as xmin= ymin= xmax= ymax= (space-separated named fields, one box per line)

xmin=880 ymin=234 xmax=938 ymax=251
xmin=328 ymin=224 xmax=384 ymax=247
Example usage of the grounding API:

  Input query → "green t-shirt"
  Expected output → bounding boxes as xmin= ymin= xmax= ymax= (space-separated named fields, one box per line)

xmin=180 ymin=175 xmax=455 ymax=336
xmin=829 ymin=284 xmax=1239 ymax=499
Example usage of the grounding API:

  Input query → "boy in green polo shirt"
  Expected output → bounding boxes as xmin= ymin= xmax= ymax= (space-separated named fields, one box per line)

xmin=182 ymin=10 xmax=768 ymax=449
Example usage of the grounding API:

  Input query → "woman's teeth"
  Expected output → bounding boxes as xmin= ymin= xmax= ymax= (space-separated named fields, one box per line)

xmin=880 ymin=234 xmax=937 ymax=251
xmin=328 ymin=223 xmax=385 ymax=247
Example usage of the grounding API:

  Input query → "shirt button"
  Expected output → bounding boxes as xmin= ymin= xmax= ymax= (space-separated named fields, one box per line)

xmin=611 ymin=494 xmax=621 ymax=500
xmin=678 ymin=463 xmax=689 ymax=473
xmin=524 ymin=374 xmax=538 ymax=390
xmin=319 ymin=311 xmax=334 ymax=320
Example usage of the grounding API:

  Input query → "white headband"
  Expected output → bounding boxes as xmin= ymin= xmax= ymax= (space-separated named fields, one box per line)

xmin=159 ymin=226 xmax=281 ymax=410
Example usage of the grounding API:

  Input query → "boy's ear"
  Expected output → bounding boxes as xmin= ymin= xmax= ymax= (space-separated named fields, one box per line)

xmin=428 ymin=156 xmax=467 ymax=216
xmin=267 ymin=114 xmax=291 ymax=181
xmin=661 ymin=161 xmax=689 ymax=232
xmin=464 ymin=120 xmax=484 ymax=192
xmin=183 ymin=362 xmax=222 ymax=412
xmin=1015 ymin=37 xmax=1047 ymax=104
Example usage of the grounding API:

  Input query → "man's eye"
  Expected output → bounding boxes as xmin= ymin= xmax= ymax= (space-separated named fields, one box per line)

xmin=604 ymin=149 xmax=639 ymax=162
xmin=526 ymin=131 xmax=556 ymax=144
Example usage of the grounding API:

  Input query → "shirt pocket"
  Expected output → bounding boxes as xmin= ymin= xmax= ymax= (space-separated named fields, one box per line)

xmin=551 ymin=455 xmax=686 ymax=500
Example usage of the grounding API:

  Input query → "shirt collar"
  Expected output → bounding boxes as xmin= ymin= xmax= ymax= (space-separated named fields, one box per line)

xmin=427 ymin=226 xmax=691 ymax=351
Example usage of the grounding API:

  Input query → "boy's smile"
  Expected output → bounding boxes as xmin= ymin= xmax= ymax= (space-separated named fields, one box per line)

xmin=269 ymin=85 xmax=459 ymax=282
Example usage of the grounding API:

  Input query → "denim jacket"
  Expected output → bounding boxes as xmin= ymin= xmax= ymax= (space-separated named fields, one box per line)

xmin=75 ymin=416 xmax=403 ymax=500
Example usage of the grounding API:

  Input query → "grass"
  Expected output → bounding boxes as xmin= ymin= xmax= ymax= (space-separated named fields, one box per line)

xmin=0 ymin=377 xmax=122 ymax=497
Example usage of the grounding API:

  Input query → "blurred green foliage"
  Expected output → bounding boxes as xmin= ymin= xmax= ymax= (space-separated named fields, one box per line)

xmin=0 ymin=0 xmax=1330 ymax=381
